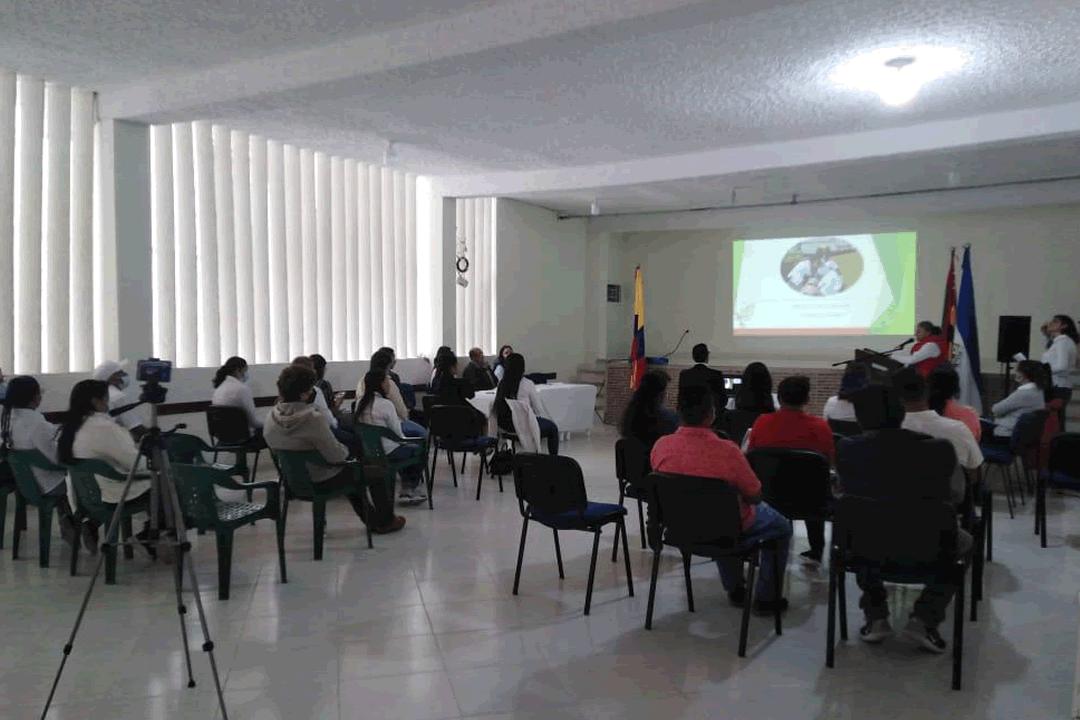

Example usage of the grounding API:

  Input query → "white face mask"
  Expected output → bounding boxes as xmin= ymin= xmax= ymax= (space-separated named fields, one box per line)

xmin=240 ymin=371 xmax=249 ymax=384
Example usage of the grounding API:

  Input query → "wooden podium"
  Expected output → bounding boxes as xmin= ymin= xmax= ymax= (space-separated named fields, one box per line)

xmin=851 ymin=349 xmax=905 ymax=383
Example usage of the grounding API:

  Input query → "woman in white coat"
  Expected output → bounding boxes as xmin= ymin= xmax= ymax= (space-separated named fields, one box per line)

xmin=211 ymin=356 xmax=263 ymax=432
xmin=1041 ymin=314 xmax=1078 ymax=429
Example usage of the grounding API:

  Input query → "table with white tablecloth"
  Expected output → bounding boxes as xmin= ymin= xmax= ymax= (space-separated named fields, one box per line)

xmin=468 ymin=383 xmax=597 ymax=436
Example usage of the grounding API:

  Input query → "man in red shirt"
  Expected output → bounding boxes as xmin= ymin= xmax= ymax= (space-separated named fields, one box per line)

xmin=746 ymin=375 xmax=835 ymax=566
xmin=651 ymin=386 xmax=792 ymax=613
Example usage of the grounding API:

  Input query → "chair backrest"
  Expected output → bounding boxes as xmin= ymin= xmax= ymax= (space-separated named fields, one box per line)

xmin=614 ymin=437 xmax=649 ymax=491
xmin=525 ymin=372 xmax=556 ymax=385
xmin=421 ymin=394 xmax=435 ymax=416
xmin=171 ymin=463 xmax=225 ymax=529
xmin=745 ymin=448 xmax=831 ymax=520
xmin=1049 ymin=433 xmax=1080 ymax=483
xmin=719 ymin=409 xmax=761 ymax=445
xmin=6 ymin=449 xmax=63 ymax=504
xmin=428 ymin=404 xmax=484 ymax=442
xmin=647 ymin=472 xmax=743 ymax=549
xmin=271 ymin=449 xmax=325 ymax=498
xmin=512 ymin=453 xmax=587 ymax=517
xmin=1011 ymin=409 xmax=1049 ymax=457
xmin=164 ymin=432 xmax=212 ymax=465
xmin=827 ymin=419 xmax=862 ymax=438
xmin=67 ymin=459 xmax=127 ymax=513
xmin=354 ymin=423 xmax=389 ymax=462
xmin=833 ymin=494 xmax=957 ymax=570
xmin=206 ymin=405 xmax=252 ymax=444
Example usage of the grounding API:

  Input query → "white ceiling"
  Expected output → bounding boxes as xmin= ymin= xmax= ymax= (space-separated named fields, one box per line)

xmin=3 ymin=0 xmax=1080 ymax=209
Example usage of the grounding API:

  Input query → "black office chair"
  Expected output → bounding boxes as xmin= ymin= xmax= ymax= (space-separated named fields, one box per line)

xmin=643 ymin=472 xmax=784 ymax=657
xmin=826 ymin=495 xmax=971 ymax=690
xmin=511 ymin=454 xmax=632 ymax=615
xmin=525 ymin=372 xmax=557 ymax=385
xmin=206 ymin=405 xmax=266 ymax=489
xmin=827 ymin=419 xmax=862 ymax=438
xmin=980 ymin=410 xmax=1048 ymax=518
xmin=613 ymin=437 xmax=650 ymax=561
xmin=719 ymin=409 xmax=762 ymax=445
xmin=746 ymin=448 xmax=832 ymax=560
xmin=1037 ymin=432 xmax=1080 ymax=548
xmin=427 ymin=404 xmax=496 ymax=499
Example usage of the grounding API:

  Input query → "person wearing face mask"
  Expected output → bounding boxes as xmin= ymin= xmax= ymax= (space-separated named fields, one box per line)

xmin=1040 ymin=314 xmax=1078 ymax=430
xmin=985 ymin=360 xmax=1049 ymax=443
xmin=91 ymin=359 xmax=145 ymax=434
xmin=211 ymin=356 xmax=263 ymax=432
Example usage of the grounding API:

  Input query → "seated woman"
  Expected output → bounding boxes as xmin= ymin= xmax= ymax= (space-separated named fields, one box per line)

xmin=359 ymin=349 xmax=426 ymax=437
xmin=823 ymin=364 xmax=869 ymax=422
xmin=494 ymin=353 xmax=559 ymax=455
xmin=355 ymin=369 xmax=427 ymax=505
xmin=729 ymin=361 xmax=778 ymax=412
xmin=619 ymin=370 xmax=678 ymax=452
xmin=493 ymin=344 xmax=514 ymax=383
xmin=1 ymin=375 xmax=79 ymax=547
xmin=985 ymin=360 xmax=1049 ymax=444
xmin=430 ymin=346 xmax=454 ymax=388
xmin=264 ymin=365 xmax=405 ymax=533
xmin=210 ymin=356 xmax=263 ymax=433
xmin=928 ymin=366 xmax=981 ymax=441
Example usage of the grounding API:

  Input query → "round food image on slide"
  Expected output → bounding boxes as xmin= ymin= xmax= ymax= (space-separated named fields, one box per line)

xmin=779 ymin=238 xmax=864 ymax=297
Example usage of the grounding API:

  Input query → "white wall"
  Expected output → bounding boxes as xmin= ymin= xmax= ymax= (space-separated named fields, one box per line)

xmin=598 ymin=202 xmax=1080 ymax=369
xmin=495 ymin=198 xmax=587 ymax=381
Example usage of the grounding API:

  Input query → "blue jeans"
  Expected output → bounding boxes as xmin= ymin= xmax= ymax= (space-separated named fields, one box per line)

xmin=401 ymin=419 xmax=428 ymax=439
xmin=388 ymin=444 xmax=423 ymax=491
xmin=537 ymin=417 xmax=559 ymax=456
xmin=716 ymin=501 xmax=792 ymax=602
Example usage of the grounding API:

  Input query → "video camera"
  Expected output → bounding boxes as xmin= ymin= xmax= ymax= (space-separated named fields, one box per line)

xmin=137 ymin=358 xmax=172 ymax=405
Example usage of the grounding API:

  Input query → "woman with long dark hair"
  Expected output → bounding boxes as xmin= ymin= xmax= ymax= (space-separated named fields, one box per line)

xmin=987 ymin=360 xmax=1049 ymax=442
xmin=1 ymin=375 xmax=80 ymax=545
xmin=928 ymin=366 xmax=981 ymax=441
xmin=210 ymin=356 xmax=262 ymax=431
xmin=732 ymin=362 xmax=777 ymax=413
xmin=493 ymin=344 xmax=514 ymax=382
xmin=823 ymin=364 xmax=869 ymax=422
xmin=1042 ymin=314 xmax=1078 ymax=429
xmin=494 ymin=353 xmax=560 ymax=455
xmin=619 ymin=370 xmax=678 ymax=451
xmin=355 ymin=369 xmax=427 ymax=504
xmin=430 ymin=346 xmax=454 ymax=387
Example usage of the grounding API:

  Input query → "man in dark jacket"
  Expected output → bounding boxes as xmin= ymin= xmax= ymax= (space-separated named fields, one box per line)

xmin=462 ymin=347 xmax=498 ymax=391
xmin=678 ymin=343 xmax=728 ymax=422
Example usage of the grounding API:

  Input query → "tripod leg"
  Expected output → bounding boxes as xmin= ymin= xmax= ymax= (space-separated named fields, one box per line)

xmin=172 ymin=538 xmax=197 ymax=689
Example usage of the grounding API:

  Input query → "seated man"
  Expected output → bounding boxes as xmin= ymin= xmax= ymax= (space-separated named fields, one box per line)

xmin=462 ymin=347 xmax=499 ymax=392
xmin=837 ymin=385 xmax=971 ymax=653
xmin=651 ymin=385 xmax=792 ymax=614
xmin=896 ymin=368 xmax=982 ymax=505
xmin=746 ymin=375 xmax=835 ymax=566
xmin=264 ymin=364 xmax=405 ymax=535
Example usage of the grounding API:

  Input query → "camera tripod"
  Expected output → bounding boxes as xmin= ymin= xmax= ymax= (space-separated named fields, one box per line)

xmin=41 ymin=396 xmax=229 ymax=719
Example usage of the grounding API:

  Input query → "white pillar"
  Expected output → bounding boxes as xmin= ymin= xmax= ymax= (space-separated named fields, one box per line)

xmin=344 ymin=160 xmax=358 ymax=360
xmin=266 ymin=140 xmax=288 ymax=361
xmin=42 ymin=83 xmax=71 ymax=372
xmin=300 ymin=148 xmax=316 ymax=353
xmin=315 ymin=151 xmax=332 ymax=355
xmin=0 ymin=70 xmax=16 ymax=374
xmin=192 ymin=120 xmax=219 ymax=366
xmin=171 ymin=123 xmax=197 ymax=367
xmin=93 ymin=120 xmax=119 ymax=365
xmin=112 ymin=120 xmax=153 ymax=363
xmin=212 ymin=124 xmax=236 ymax=360
xmin=150 ymin=123 xmax=175 ymax=362
xmin=248 ymin=135 xmax=270 ymax=363
xmin=231 ymin=130 xmax=254 ymax=361
xmin=14 ymin=76 xmax=43 ymax=373
xmin=69 ymin=87 xmax=95 ymax=370
xmin=380 ymin=167 xmax=395 ymax=350
xmin=330 ymin=156 xmax=346 ymax=360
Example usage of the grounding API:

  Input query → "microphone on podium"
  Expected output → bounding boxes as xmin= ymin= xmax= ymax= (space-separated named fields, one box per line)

xmin=897 ymin=337 xmax=915 ymax=348
xmin=663 ymin=329 xmax=691 ymax=359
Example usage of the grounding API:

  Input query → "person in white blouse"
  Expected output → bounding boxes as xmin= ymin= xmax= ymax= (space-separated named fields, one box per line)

xmin=987 ymin=360 xmax=1049 ymax=441
xmin=355 ymin=369 xmax=427 ymax=504
xmin=494 ymin=353 xmax=559 ymax=455
xmin=1041 ymin=314 xmax=1078 ymax=429
xmin=211 ymin=356 xmax=263 ymax=432
xmin=91 ymin=359 xmax=144 ymax=433
xmin=492 ymin=345 xmax=514 ymax=383
xmin=1 ymin=375 xmax=80 ymax=547
xmin=823 ymin=364 xmax=870 ymax=423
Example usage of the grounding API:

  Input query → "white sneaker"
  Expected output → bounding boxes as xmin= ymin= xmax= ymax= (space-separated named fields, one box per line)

xmin=858 ymin=619 xmax=893 ymax=644
xmin=902 ymin=616 xmax=947 ymax=654
xmin=398 ymin=488 xmax=424 ymax=505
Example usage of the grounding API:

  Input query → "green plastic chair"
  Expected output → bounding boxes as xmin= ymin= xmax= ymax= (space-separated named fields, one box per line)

xmin=171 ymin=463 xmax=286 ymax=600
xmin=0 ymin=460 xmax=16 ymax=550
xmin=272 ymin=449 xmax=374 ymax=559
xmin=355 ymin=423 xmax=432 ymax=509
xmin=67 ymin=459 xmax=152 ymax=585
xmin=5 ymin=449 xmax=75 ymax=572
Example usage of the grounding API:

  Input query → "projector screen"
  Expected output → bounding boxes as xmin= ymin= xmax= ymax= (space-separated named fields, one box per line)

xmin=732 ymin=232 xmax=916 ymax=336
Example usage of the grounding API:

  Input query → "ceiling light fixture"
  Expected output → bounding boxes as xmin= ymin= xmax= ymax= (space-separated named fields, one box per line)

xmin=832 ymin=46 xmax=966 ymax=107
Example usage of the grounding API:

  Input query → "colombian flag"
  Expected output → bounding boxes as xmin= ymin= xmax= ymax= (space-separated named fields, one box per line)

xmin=630 ymin=266 xmax=646 ymax=389
xmin=941 ymin=247 xmax=957 ymax=360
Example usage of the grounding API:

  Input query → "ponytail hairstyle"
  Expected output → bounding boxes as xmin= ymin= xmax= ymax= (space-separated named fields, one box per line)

xmin=1016 ymin=359 xmax=1050 ymax=397
xmin=917 ymin=320 xmax=943 ymax=336
xmin=1054 ymin=314 xmax=1079 ymax=344
xmin=1 ymin=375 xmax=42 ymax=454
xmin=213 ymin=356 xmax=248 ymax=388
xmin=57 ymin=380 xmax=110 ymax=465
xmin=355 ymin=369 xmax=387 ymax=418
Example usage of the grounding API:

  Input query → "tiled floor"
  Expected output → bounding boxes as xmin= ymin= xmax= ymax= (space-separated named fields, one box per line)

xmin=1 ymin=423 xmax=1076 ymax=719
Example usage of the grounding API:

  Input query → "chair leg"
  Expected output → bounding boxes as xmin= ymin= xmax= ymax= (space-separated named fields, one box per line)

xmin=461 ymin=452 xmax=467 ymax=474
xmin=553 ymin=529 xmax=565 ymax=579
xmin=363 ymin=492 xmax=374 ymax=549
xmin=953 ymin=568 xmax=965 ymax=690
xmin=985 ymin=490 xmax=994 ymax=562
xmin=425 ymin=462 xmax=434 ymax=511
xmin=772 ymin=546 xmax=783 ymax=637
xmin=637 ymin=499 xmax=647 ymax=550
xmin=429 ymin=442 xmax=439 ymax=484
xmin=1040 ymin=478 xmax=1048 ymax=549
xmin=313 ymin=500 xmax=326 ymax=561
xmin=13 ymin=494 xmax=26 ymax=559
xmin=69 ymin=521 xmax=81 ymax=577
xmin=739 ymin=555 xmax=757 ymax=658
xmin=838 ymin=565 xmax=848 ymax=641
xmin=38 ymin=504 xmax=53 ymax=568
xmin=216 ymin=531 xmax=233 ymax=601
xmin=474 ymin=453 xmax=484 ymax=502
xmin=645 ymin=548 xmax=661 ymax=630
xmin=121 ymin=515 xmax=135 ymax=560
xmin=1014 ymin=461 xmax=1026 ymax=506
xmin=448 ymin=450 xmax=458 ymax=488
xmin=512 ymin=517 xmax=529 ymax=595
xmin=681 ymin=551 xmax=694 ymax=612
xmin=583 ymin=528 xmax=602 ymax=616
xmin=612 ymin=489 xmax=625 ymax=563
xmin=619 ymin=518 xmax=634 ymax=597
xmin=276 ymin=509 xmax=288 ymax=585
xmin=0 ymin=490 xmax=7 ymax=550
xmin=826 ymin=555 xmax=837 ymax=668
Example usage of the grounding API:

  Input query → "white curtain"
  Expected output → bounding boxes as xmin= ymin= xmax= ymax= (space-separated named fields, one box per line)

xmin=455 ymin=197 xmax=497 ymax=355
xmin=150 ymin=121 xmax=424 ymax=367
xmin=1 ymin=69 xmax=106 ymax=374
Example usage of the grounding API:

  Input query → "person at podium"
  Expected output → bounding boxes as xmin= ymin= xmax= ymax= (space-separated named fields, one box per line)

xmin=895 ymin=321 xmax=949 ymax=377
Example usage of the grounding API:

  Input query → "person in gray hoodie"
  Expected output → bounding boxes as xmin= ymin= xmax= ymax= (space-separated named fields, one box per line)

xmin=264 ymin=364 xmax=404 ymax=535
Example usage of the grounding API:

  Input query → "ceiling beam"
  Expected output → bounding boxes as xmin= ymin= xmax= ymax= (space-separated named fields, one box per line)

xmin=98 ymin=0 xmax=705 ymax=123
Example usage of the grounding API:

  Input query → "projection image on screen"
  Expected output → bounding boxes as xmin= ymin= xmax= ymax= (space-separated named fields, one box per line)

xmin=732 ymin=232 xmax=916 ymax=336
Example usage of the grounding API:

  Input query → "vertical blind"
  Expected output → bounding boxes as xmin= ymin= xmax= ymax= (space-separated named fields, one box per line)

xmin=455 ymin=197 xmax=497 ymax=355
xmin=151 ymin=122 xmax=424 ymax=367
xmin=0 ymin=69 xmax=106 ymax=374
